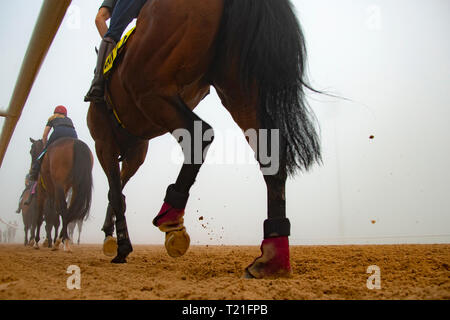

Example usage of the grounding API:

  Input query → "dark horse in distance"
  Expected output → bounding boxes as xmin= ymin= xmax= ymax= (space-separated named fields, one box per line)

xmin=29 ymin=138 xmax=93 ymax=251
xmin=17 ymin=185 xmax=35 ymax=246
xmin=87 ymin=0 xmax=321 ymax=278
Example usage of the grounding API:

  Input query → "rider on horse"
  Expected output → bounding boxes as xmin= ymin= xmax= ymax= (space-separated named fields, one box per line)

xmin=84 ymin=0 xmax=147 ymax=103
xmin=28 ymin=105 xmax=78 ymax=186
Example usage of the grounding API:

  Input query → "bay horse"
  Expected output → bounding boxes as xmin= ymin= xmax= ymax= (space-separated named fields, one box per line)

xmin=29 ymin=137 xmax=93 ymax=251
xmin=87 ymin=0 xmax=321 ymax=278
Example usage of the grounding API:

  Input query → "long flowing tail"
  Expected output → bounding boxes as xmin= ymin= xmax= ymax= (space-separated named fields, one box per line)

xmin=219 ymin=0 xmax=321 ymax=175
xmin=67 ymin=140 xmax=93 ymax=223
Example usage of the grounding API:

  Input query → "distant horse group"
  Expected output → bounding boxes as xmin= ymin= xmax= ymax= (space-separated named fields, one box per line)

xmin=17 ymin=137 xmax=93 ymax=251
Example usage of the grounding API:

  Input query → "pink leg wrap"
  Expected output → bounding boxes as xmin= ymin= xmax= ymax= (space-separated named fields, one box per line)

xmin=153 ymin=202 xmax=186 ymax=232
xmin=153 ymin=202 xmax=190 ymax=258
xmin=245 ymin=236 xmax=291 ymax=279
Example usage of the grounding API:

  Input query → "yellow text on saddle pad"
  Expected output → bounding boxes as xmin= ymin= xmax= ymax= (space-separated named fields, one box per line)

xmin=40 ymin=176 xmax=46 ymax=191
xmin=103 ymin=27 xmax=136 ymax=75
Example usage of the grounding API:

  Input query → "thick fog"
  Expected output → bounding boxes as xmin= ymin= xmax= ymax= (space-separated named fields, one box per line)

xmin=1 ymin=0 xmax=449 ymax=245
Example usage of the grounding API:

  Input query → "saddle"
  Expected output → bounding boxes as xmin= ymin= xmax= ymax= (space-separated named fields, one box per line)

xmin=101 ymin=26 xmax=146 ymax=162
xmin=103 ymin=27 xmax=136 ymax=78
xmin=103 ymin=26 xmax=136 ymax=128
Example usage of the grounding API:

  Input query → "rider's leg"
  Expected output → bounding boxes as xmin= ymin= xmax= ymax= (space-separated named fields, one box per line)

xmin=84 ymin=37 xmax=116 ymax=102
xmin=84 ymin=0 xmax=147 ymax=102
xmin=105 ymin=0 xmax=148 ymax=43
xmin=16 ymin=189 xmax=27 ymax=213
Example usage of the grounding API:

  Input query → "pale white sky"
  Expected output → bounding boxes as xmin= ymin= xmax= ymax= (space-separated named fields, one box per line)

xmin=0 ymin=0 xmax=449 ymax=245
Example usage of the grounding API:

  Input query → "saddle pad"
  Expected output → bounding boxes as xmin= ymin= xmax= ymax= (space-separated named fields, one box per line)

xmin=103 ymin=26 xmax=136 ymax=76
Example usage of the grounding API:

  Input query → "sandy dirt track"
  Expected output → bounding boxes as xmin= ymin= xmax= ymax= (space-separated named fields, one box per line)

xmin=0 ymin=244 xmax=449 ymax=300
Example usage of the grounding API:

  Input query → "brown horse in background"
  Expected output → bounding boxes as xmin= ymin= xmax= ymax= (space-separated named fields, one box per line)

xmin=29 ymin=137 xmax=93 ymax=251
xmin=87 ymin=0 xmax=321 ymax=278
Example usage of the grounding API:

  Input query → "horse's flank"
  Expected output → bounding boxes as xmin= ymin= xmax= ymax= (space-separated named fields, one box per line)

xmin=105 ymin=0 xmax=224 ymax=139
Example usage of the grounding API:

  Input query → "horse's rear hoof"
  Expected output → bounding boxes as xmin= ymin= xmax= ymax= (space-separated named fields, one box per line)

xmin=33 ymin=243 xmax=39 ymax=250
xmin=52 ymin=238 xmax=62 ymax=251
xmin=63 ymin=240 xmax=72 ymax=253
xmin=245 ymin=237 xmax=292 ymax=279
xmin=165 ymin=227 xmax=190 ymax=258
xmin=111 ymin=255 xmax=127 ymax=264
xmin=43 ymin=238 xmax=49 ymax=247
xmin=109 ymin=239 xmax=132 ymax=263
xmin=29 ymin=239 xmax=35 ymax=247
xmin=103 ymin=236 xmax=118 ymax=257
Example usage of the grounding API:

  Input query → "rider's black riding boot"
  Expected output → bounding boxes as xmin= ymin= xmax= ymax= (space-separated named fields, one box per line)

xmin=84 ymin=37 xmax=116 ymax=103
xmin=29 ymin=158 xmax=41 ymax=182
xmin=24 ymin=160 xmax=41 ymax=205
xmin=16 ymin=192 xmax=24 ymax=213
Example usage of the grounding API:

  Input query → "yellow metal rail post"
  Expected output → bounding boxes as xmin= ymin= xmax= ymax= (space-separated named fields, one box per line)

xmin=0 ymin=0 xmax=72 ymax=167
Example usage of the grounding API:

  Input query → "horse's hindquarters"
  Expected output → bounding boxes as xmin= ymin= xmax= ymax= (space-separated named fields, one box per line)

xmin=123 ymin=0 xmax=224 ymax=92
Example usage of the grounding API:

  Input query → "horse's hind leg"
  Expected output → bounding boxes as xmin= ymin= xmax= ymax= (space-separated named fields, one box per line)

xmin=152 ymin=96 xmax=214 ymax=258
xmin=44 ymin=220 xmax=52 ymax=248
xmin=29 ymin=198 xmax=41 ymax=247
xmin=23 ymin=225 xmax=28 ymax=246
xmin=214 ymin=83 xmax=292 ymax=279
xmin=54 ymin=211 xmax=60 ymax=247
xmin=34 ymin=212 xmax=44 ymax=250
xmin=31 ymin=191 xmax=46 ymax=249
xmin=29 ymin=220 xmax=36 ymax=247
xmin=68 ymin=221 xmax=74 ymax=243
xmin=43 ymin=199 xmax=52 ymax=247
xmin=243 ymin=128 xmax=291 ymax=278
xmin=54 ymin=187 xmax=69 ymax=251
xmin=22 ymin=209 xmax=29 ymax=246
xmin=77 ymin=220 xmax=82 ymax=245
xmin=244 ymin=152 xmax=292 ymax=279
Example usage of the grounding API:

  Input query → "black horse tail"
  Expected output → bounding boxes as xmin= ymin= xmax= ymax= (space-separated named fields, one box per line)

xmin=219 ymin=0 xmax=321 ymax=175
xmin=67 ymin=139 xmax=93 ymax=223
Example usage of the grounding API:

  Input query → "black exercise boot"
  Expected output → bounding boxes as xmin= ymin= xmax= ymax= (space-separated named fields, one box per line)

xmin=84 ymin=37 xmax=116 ymax=102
